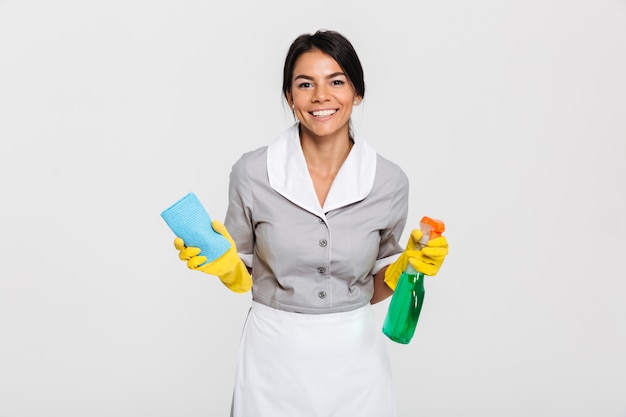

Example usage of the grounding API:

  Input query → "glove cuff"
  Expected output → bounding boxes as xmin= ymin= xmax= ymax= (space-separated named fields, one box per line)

xmin=219 ymin=259 xmax=252 ymax=293
xmin=195 ymin=245 xmax=252 ymax=293
xmin=384 ymin=252 xmax=408 ymax=291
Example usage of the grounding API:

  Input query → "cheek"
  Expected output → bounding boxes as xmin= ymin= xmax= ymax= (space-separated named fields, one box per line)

xmin=292 ymin=92 xmax=307 ymax=104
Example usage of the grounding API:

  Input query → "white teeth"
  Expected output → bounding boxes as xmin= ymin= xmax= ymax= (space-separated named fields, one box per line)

xmin=312 ymin=109 xmax=336 ymax=117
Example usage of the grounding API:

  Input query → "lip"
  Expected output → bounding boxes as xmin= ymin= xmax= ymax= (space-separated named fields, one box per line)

xmin=309 ymin=108 xmax=338 ymax=118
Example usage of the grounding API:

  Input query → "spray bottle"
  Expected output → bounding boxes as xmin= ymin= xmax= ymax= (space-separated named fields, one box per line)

xmin=382 ymin=216 xmax=446 ymax=344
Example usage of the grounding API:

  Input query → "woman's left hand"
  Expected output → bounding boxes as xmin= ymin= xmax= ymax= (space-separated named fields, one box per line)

xmin=408 ymin=235 xmax=449 ymax=276
xmin=384 ymin=230 xmax=449 ymax=290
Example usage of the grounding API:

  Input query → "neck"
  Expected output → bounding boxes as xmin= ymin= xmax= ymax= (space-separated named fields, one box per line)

xmin=300 ymin=134 xmax=354 ymax=207
xmin=300 ymin=134 xmax=353 ymax=179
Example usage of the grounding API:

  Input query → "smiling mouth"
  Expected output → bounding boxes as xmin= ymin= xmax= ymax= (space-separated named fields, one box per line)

xmin=311 ymin=109 xmax=337 ymax=117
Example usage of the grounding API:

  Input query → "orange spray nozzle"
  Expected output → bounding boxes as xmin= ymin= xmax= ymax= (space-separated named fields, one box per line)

xmin=419 ymin=216 xmax=446 ymax=240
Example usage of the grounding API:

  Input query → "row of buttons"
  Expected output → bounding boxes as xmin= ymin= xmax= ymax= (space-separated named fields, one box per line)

xmin=317 ymin=218 xmax=328 ymax=300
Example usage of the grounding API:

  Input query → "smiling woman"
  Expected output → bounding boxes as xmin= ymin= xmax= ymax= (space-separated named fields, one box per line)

xmin=171 ymin=29 xmax=449 ymax=417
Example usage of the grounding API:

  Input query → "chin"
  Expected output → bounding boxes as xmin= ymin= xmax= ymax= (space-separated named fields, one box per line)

xmin=304 ymin=122 xmax=349 ymax=138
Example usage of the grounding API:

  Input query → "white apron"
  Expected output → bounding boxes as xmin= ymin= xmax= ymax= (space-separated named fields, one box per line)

xmin=231 ymin=302 xmax=397 ymax=417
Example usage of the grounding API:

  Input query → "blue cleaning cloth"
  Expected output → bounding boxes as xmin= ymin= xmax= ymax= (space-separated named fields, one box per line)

xmin=161 ymin=192 xmax=231 ymax=264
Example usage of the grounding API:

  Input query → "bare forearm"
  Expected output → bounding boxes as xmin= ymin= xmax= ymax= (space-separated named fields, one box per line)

xmin=370 ymin=266 xmax=393 ymax=304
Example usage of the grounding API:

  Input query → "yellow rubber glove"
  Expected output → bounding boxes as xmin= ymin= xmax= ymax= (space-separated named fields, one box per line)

xmin=384 ymin=229 xmax=449 ymax=291
xmin=174 ymin=220 xmax=252 ymax=293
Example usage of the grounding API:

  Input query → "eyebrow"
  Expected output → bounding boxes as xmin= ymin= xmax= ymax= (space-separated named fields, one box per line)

xmin=294 ymin=71 xmax=346 ymax=81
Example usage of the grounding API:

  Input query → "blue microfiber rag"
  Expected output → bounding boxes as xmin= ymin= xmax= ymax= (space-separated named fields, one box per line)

xmin=161 ymin=192 xmax=231 ymax=264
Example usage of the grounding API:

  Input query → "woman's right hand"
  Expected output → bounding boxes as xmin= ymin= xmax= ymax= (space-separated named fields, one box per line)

xmin=174 ymin=237 xmax=204 ymax=266
xmin=172 ymin=221 xmax=253 ymax=293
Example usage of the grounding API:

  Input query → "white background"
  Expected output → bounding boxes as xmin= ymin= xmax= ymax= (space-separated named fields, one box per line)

xmin=1 ymin=1 xmax=625 ymax=416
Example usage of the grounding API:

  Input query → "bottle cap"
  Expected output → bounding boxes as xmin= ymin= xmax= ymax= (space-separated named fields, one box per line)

xmin=419 ymin=216 xmax=446 ymax=244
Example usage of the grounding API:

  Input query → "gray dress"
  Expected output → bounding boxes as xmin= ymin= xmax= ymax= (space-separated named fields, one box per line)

xmin=227 ymin=123 xmax=408 ymax=417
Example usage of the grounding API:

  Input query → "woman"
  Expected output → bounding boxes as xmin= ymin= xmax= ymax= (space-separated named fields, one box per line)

xmin=175 ymin=29 xmax=449 ymax=417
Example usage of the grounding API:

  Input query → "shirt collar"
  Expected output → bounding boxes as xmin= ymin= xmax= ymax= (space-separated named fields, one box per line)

xmin=267 ymin=123 xmax=377 ymax=216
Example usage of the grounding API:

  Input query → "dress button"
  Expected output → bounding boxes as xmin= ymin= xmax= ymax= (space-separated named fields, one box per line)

xmin=319 ymin=218 xmax=325 ymax=224
xmin=317 ymin=267 xmax=326 ymax=275
xmin=318 ymin=291 xmax=327 ymax=299
xmin=319 ymin=239 xmax=327 ymax=247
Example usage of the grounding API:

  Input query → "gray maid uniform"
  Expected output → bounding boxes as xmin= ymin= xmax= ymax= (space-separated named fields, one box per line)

xmin=226 ymin=123 xmax=408 ymax=417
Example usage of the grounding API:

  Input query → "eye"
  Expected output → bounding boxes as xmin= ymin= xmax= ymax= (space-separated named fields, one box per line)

xmin=297 ymin=82 xmax=313 ymax=89
xmin=331 ymin=79 xmax=345 ymax=86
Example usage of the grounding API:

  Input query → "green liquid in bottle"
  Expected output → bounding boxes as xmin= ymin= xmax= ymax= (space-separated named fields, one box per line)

xmin=382 ymin=268 xmax=425 ymax=344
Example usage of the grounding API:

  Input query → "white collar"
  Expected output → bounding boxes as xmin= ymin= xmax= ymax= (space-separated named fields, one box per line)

xmin=267 ymin=123 xmax=377 ymax=217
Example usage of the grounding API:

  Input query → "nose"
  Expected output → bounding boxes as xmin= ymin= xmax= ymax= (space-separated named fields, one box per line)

xmin=312 ymin=84 xmax=329 ymax=102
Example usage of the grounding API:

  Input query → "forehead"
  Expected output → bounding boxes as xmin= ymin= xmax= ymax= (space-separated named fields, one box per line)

xmin=292 ymin=49 xmax=343 ymax=77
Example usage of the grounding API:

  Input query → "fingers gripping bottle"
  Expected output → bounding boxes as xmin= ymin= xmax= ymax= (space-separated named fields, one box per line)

xmin=382 ymin=216 xmax=446 ymax=344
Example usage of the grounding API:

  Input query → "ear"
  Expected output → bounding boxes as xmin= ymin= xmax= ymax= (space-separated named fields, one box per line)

xmin=285 ymin=91 xmax=294 ymax=108
xmin=353 ymin=96 xmax=363 ymax=106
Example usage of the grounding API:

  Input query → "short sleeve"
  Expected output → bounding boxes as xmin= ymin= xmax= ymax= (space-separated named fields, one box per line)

xmin=371 ymin=162 xmax=409 ymax=274
xmin=224 ymin=154 xmax=255 ymax=268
